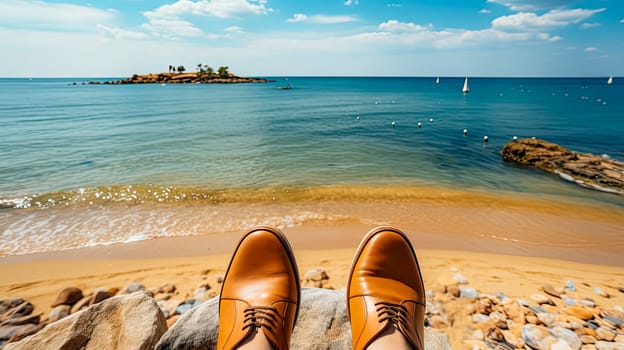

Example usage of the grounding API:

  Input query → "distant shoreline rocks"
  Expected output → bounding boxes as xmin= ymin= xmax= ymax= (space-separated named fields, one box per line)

xmin=501 ymin=138 xmax=624 ymax=195
xmin=88 ymin=72 xmax=274 ymax=85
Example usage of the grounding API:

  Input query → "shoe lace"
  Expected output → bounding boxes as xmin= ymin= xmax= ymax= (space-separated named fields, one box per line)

xmin=375 ymin=301 xmax=410 ymax=330
xmin=242 ymin=306 xmax=279 ymax=332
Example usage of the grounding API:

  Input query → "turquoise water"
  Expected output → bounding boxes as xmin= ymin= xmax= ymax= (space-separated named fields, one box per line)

xmin=1 ymin=77 xmax=622 ymax=204
xmin=1 ymin=77 xmax=623 ymax=256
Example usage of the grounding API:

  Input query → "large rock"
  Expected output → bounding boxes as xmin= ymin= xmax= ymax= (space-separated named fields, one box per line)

xmin=156 ymin=287 xmax=450 ymax=350
xmin=5 ymin=292 xmax=166 ymax=350
xmin=501 ymin=138 xmax=624 ymax=195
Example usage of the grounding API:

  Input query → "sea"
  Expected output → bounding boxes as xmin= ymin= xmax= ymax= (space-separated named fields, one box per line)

xmin=1 ymin=77 xmax=622 ymax=256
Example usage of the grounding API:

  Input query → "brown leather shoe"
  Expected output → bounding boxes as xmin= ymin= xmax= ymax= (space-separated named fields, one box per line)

xmin=347 ymin=227 xmax=425 ymax=350
xmin=217 ymin=226 xmax=300 ymax=350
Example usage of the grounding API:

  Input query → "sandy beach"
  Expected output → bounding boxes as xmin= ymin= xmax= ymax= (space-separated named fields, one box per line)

xmin=2 ymin=196 xmax=624 ymax=348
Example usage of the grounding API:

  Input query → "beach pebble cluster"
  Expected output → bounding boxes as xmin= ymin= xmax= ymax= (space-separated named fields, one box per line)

xmin=426 ymin=277 xmax=624 ymax=350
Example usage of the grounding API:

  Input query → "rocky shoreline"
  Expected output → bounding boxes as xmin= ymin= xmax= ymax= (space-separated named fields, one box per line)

xmin=2 ymin=267 xmax=624 ymax=349
xmin=88 ymin=72 xmax=273 ymax=85
xmin=501 ymin=138 xmax=624 ymax=195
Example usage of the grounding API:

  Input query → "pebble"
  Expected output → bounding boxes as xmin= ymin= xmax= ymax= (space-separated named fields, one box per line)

xmin=581 ymin=335 xmax=597 ymax=344
xmin=447 ymin=284 xmax=460 ymax=298
xmin=618 ymin=287 xmax=624 ymax=294
xmin=216 ymin=276 xmax=224 ymax=284
xmin=121 ymin=283 xmax=146 ymax=294
xmin=595 ymin=341 xmax=624 ymax=350
xmin=158 ymin=283 xmax=177 ymax=294
xmin=566 ymin=281 xmax=577 ymax=292
xmin=582 ymin=345 xmax=598 ymax=350
xmin=460 ymin=287 xmax=479 ymax=299
xmin=472 ymin=313 xmax=490 ymax=323
xmin=470 ymin=329 xmax=484 ymax=341
xmin=489 ymin=311 xmax=507 ymax=328
xmin=454 ymin=273 xmax=469 ymax=284
xmin=552 ymin=339 xmax=574 ymax=350
xmin=537 ymin=312 xmax=558 ymax=327
xmin=563 ymin=306 xmax=596 ymax=321
xmin=429 ymin=315 xmax=448 ymax=328
xmin=304 ymin=268 xmax=329 ymax=282
xmin=532 ymin=293 xmax=554 ymax=305
xmin=594 ymin=288 xmax=610 ymax=298
xmin=564 ymin=297 xmax=578 ymax=306
xmin=595 ymin=327 xmax=616 ymax=341
xmin=543 ymin=284 xmax=561 ymax=298
xmin=522 ymin=324 xmax=558 ymax=350
xmin=51 ymin=287 xmax=83 ymax=307
xmin=550 ymin=326 xmax=582 ymax=350
xmin=603 ymin=315 xmax=623 ymax=327
xmin=48 ymin=305 xmax=70 ymax=323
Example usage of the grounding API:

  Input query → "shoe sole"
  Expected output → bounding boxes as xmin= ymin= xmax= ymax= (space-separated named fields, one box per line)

xmin=219 ymin=225 xmax=301 ymax=328
xmin=346 ymin=226 xmax=424 ymax=321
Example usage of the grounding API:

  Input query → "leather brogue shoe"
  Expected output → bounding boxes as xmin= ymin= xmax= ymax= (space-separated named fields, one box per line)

xmin=347 ymin=227 xmax=425 ymax=350
xmin=217 ymin=226 xmax=300 ymax=350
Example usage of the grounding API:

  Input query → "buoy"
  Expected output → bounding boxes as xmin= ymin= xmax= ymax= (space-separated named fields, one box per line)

xmin=513 ymin=136 xmax=518 ymax=141
xmin=531 ymin=137 xmax=536 ymax=140
xmin=356 ymin=116 xmax=360 ymax=121
xmin=429 ymin=118 xmax=434 ymax=123
xmin=418 ymin=122 xmax=422 ymax=128
xmin=391 ymin=121 xmax=396 ymax=128
xmin=483 ymin=136 xmax=489 ymax=143
xmin=392 ymin=100 xmax=395 ymax=104
xmin=375 ymin=101 xmax=379 ymax=105
xmin=463 ymin=129 xmax=468 ymax=135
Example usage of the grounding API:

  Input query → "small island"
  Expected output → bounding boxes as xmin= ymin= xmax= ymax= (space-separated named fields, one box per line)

xmin=91 ymin=64 xmax=273 ymax=85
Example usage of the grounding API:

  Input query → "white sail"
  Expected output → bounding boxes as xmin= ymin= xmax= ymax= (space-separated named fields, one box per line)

xmin=608 ymin=76 xmax=613 ymax=85
xmin=462 ymin=77 xmax=470 ymax=93
xmin=436 ymin=76 xmax=440 ymax=84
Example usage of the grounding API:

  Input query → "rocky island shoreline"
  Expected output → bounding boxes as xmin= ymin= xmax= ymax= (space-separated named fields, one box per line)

xmin=502 ymin=138 xmax=624 ymax=195
xmin=89 ymin=67 xmax=273 ymax=85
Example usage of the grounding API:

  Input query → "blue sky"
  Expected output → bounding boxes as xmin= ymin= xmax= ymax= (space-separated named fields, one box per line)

xmin=0 ymin=0 xmax=622 ymax=77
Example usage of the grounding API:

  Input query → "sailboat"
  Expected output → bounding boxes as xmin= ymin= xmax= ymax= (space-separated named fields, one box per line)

xmin=436 ymin=76 xmax=440 ymax=84
xmin=607 ymin=76 xmax=613 ymax=85
xmin=462 ymin=77 xmax=470 ymax=93
xmin=277 ymin=77 xmax=292 ymax=90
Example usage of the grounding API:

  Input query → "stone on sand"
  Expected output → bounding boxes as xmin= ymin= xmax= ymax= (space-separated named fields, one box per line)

xmin=51 ymin=287 xmax=83 ymax=307
xmin=4 ymin=292 xmax=166 ymax=350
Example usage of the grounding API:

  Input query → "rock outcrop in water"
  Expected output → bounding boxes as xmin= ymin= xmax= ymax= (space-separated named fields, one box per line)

xmin=501 ymin=138 xmax=624 ymax=195
xmin=90 ymin=72 xmax=272 ymax=85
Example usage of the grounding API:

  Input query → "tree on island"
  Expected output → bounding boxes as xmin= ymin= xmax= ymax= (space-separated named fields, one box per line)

xmin=217 ymin=66 xmax=229 ymax=78
xmin=176 ymin=65 xmax=186 ymax=73
xmin=204 ymin=65 xmax=214 ymax=76
xmin=168 ymin=65 xmax=173 ymax=73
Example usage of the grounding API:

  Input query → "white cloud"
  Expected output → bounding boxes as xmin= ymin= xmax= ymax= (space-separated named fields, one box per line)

xmin=487 ymin=0 xmax=576 ymax=11
xmin=141 ymin=19 xmax=202 ymax=38
xmin=142 ymin=0 xmax=270 ymax=38
xmin=96 ymin=24 xmax=148 ymax=40
xmin=580 ymin=22 xmax=600 ymax=29
xmin=387 ymin=3 xmax=401 ymax=7
xmin=480 ymin=9 xmax=492 ymax=14
xmin=145 ymin=0 xmax=272 ymax=20
xmin=286 ymin=14 xmax=358 ymax=24
xmin=286 ymin=14 xmax=308 ymax=23
xmin=599 ymin=54 xmax=608 ymax=59
xmin=492 ymin=8 xmax=606 ymax=31
xmin=584 ymin=47 xmax=597 ymax=52
xmin=224 ymin=26 xmax=243 ymax=33
xmin=379 ymin=20 xmax=431 ymax=32
xmin=345 ymin=0 xmax=359 ymax=5
xmin=0 ymin=0 xmax=116 ymax=30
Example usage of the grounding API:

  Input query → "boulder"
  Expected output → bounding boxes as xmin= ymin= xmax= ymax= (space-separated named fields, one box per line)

xmin=4 ymin=292 xmax=166 ymax=350
xmin=156 ymin=287 xmax=451 ymax=350
xmin=501 ymin=138 xmax=624 ymax=195
xmin=0 ymin=302 xmax=33 ymax=322
xmin=51 ymin=287 xmax=83 ymax=307
xmin=0 ymin=324 xmax=45 ymax=343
